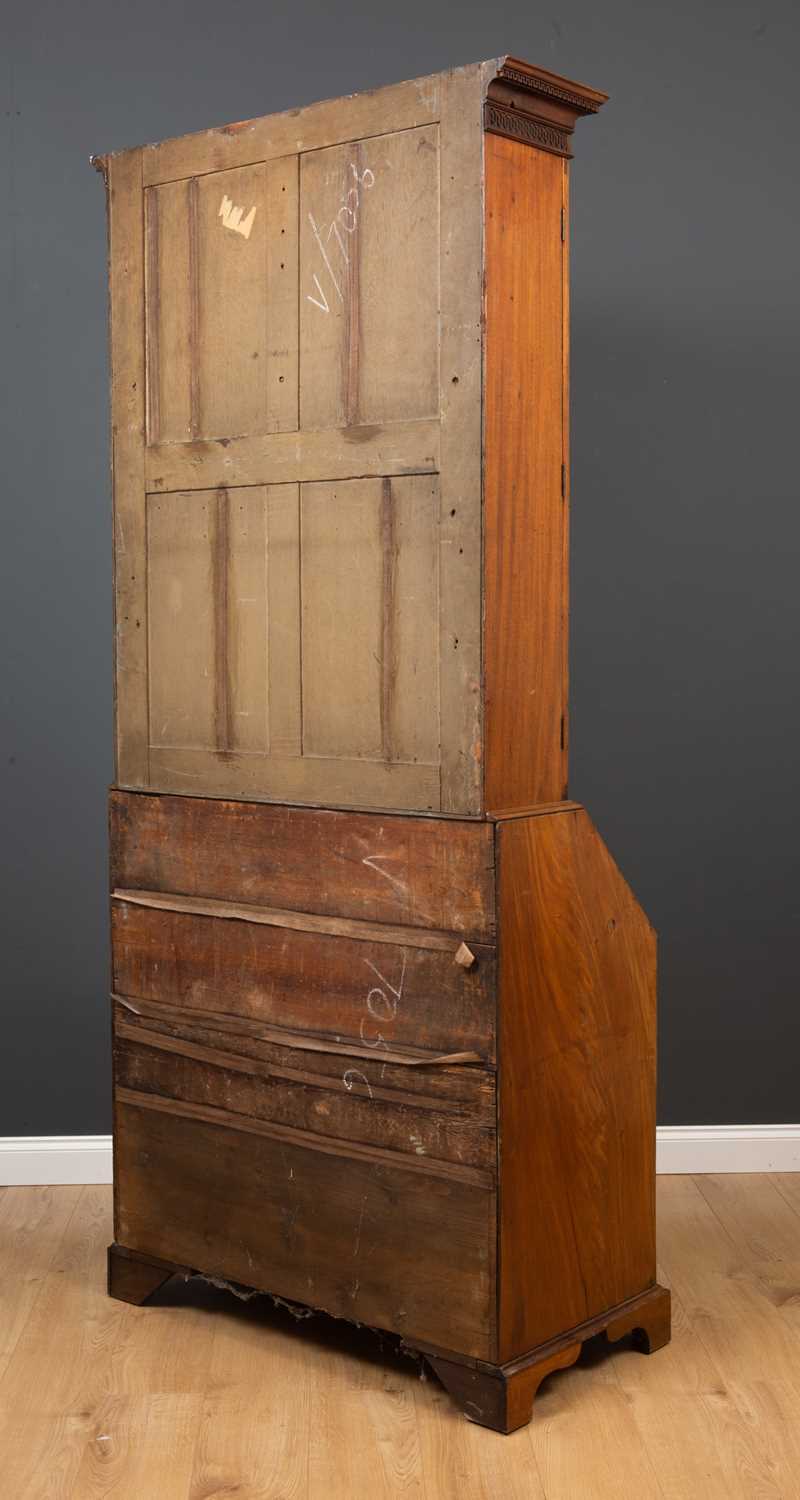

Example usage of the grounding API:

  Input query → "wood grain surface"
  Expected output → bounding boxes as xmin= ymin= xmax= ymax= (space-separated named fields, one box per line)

xmin=496 ymin=807 xmax=658 ymax=1361
xmin=112 ymin=995 xmax=494 ymax=1097
xmin=109 ymin=790 xmax=496 ymax=940
xmin=114 ymin=1018 xmax=495 ymax=1170
xmin=108 ymin=148 xmax=148 ymax=788
xmin=483 ymin=133 xmax=568 ymax=812
xmin=104 ymin=64 xmax=492 ymax=814
xmin=111 ymin=897 xmax=495 ymax=1060
xmin=114 ymin=1100 xmax=495 ymax=1358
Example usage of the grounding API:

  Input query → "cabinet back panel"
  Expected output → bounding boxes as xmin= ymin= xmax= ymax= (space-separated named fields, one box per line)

xmin=145 ymin=158 xmax=299 ymax=446
xmin=108 ymin=67 xmax=485 ymax=812
xmin=300 ymin=476 xmax=439 ymax=763
xmin=116 ymin=1099 xmax=495 ymax=1358
xmin=298 ymin=129 xmax=440 ymax=429
xmin=114 ymin=1024 xmax=496 ymax=1171
xmin=109 ymin=790 xmax=497 ymax=941
xmin=111 ymin=900 xmax=496 ymax=1061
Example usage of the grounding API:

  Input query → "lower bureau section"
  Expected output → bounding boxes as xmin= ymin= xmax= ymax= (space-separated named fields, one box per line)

xmin=115 ymin=1098 xmax=495 ymax=1359
xmin=108 ymin=788 xmax=668 ymax=1423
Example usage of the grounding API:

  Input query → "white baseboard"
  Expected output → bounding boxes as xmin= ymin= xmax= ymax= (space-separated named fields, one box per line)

xmin=0 ymin=1136 xmax=113 ymax=1186
xmin=655 ymin=1124 xmax=800 ymax=1175
xmin=1 ymin=1128 xmax=799 ymax=1186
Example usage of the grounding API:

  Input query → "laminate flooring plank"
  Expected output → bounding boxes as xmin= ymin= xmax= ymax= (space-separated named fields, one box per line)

xmin=0 ymin=1185 xmax=82 ymax=1384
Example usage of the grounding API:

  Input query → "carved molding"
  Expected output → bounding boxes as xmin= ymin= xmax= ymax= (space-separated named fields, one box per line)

xmin=497 ymin=63 xmax=604 ymax=115
xmin=483 ymin=103 xmax=572 ymax=158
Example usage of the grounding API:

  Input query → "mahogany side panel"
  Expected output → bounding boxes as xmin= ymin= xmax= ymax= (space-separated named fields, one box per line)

xmin=496 ymin=806 xmax=657 ymax=1362
xmin=109 ymin=790 xmax=495 ymax=941
xmin=483 ymin=134 xmax=568 ymax=812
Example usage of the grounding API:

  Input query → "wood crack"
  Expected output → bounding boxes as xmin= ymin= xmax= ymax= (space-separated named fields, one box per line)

xmin=111 ymin=886 xmax=487 ymax=953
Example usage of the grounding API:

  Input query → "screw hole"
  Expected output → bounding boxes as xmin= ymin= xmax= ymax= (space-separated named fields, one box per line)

xmin=450 ymin=508 xmax=456 ymax=517
xmin=451 ymin=375 xmax=459 ymax=385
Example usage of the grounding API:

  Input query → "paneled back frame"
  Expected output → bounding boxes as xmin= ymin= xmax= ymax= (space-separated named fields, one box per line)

xmin=96 ymin=58 xmax=606 ymax=818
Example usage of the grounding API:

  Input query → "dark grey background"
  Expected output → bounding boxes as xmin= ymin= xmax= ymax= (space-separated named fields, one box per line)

xmin=1 ymin=0 xmax=797 ymax=1133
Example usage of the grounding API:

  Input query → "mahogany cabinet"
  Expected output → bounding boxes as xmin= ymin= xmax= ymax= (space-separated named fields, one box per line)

xmin=94 ymin=56 xmax=670 ymax=1432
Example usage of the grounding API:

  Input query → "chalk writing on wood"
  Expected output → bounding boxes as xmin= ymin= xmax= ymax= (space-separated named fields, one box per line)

xmin=343 ymin=1068 xmax=374 ymax=1100
xmin=343 ymin=949 xmax=407 ymax=1093
xmin=306 ymin=161 xmax=375 ymax=313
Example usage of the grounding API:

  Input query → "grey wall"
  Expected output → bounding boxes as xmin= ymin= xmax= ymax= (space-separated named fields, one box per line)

xmin=2 ymin=0 xmax=797 ymax=1133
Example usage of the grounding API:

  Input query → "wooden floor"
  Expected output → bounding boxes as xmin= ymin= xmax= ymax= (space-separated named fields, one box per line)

xmin=2 ymin=1176 xmax=800 ymax=1497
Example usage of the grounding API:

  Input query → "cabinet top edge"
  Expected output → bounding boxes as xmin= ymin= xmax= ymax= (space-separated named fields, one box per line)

xmin=495 ymin=57 xmax=609 ymax=115
xmin=89 ymin=55 xmax=607 ymax=179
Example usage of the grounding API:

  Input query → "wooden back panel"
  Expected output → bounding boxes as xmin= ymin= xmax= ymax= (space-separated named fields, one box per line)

xmin=109 ymin=789 xmax=496 ymax=940
xmin=111 ymin=899 xmax=496 ymax=1061
xmin=103 ymin=58 xmax=608 ymax=818
xmin=116 ymin=1098 xmax=495 ymax=1357
xmin=106 ymin=66 xmax=488 ymax=815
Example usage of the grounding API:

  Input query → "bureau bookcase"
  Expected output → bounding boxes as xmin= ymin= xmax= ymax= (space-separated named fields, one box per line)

xmin=95 ymin=56 xmax=670 ymax=1432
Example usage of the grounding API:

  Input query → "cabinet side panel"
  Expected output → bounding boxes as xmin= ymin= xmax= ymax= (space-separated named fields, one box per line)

xmin=109 ymin=149 xmax=148 ymax=785
xmin=497 ymin=809 xmax=657 ymax=1361
xmin=483 ymin=136 xmax=567 ymax=812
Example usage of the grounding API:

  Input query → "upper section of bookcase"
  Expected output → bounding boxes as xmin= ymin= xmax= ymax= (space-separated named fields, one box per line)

xmin=94 ymin=58 xmax=607 ymax=819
